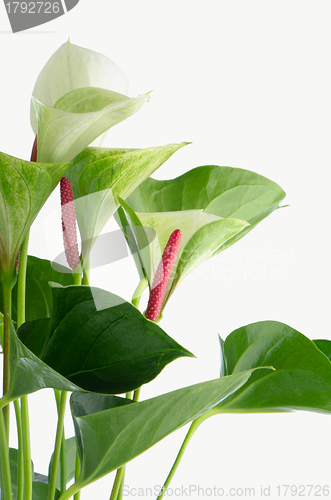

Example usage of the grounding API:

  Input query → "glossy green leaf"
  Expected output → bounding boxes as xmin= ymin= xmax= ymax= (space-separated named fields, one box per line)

xmin=32 ymin=482 xmax=60 ymax=500
xmin=313 ymin=339 xmax=331 ymax=361
xmin=70 ymin=371 xmax=260 ymax=489
xmin=0 ymin=256 xmax=74 ymax=323
xmin=31 ymin=40 xmax=128 ymax=134
xmin=127 ymin=164 xmax=286 ymax=254
xmin=9 ymin=448 xmax=34 ymax=500
xmin=0 ymin=319 xmax=81 ymax=408
xmin=214 ymin=321 xmax=331 ymax=413
xmin=17 ymin=284 xmax=193 ymax=394
xmin=0 ymin=151 xmax=70 ymax=285
xmin=66 ymin=143 xmax=187 ymax=263
xmin=48 ymin=437 xmax=76 ymax=490
xmin=118 ymin=201 xmax=248 ymax=317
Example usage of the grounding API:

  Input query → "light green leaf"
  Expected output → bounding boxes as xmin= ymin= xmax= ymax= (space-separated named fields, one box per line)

xmin=33 ymin=91 xmax=149 ymax=163
xmin=118 ymin=201 xmax=248 ymax=317
xmin=70 ymin=371 xmax=259 ymax=489
xmin=214 ymin=321 xmax=331 ymax=413
xmin=66 ymin=143 xmax=187 ymax=262
xmin=0 ymin=256 xmax=74 ymax=323
xmin=0 ymin=319 xmax=81 ymax=408
xmin=0 ymin=152 xmax=70 ymax=286
xmin=31 ymin=40 xmax=128 ymax=133
xmin=127 ymin=164 xmax=286 ymax=254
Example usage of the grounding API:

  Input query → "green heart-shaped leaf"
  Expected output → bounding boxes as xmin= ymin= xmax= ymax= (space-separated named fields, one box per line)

xmin=0 ymin=152 xmax=70 ymax=286
xmin=118 ymin=200 xmax=248 ymax=316
xmin=31 ymin=40 xmax=129 ymax=134
xmin=127 ymin=164 xmax=286 ymax=254
xmin=0 ymin=256 xmax=74 ymax=323
xmin=66 ymin=143 xmax=187 ymax=262
xmin=17 ymin=284 xmax=193 ymax=394
xmin=70 ymin=371 xmax=259 ymax=489
xmin=33 ymin=90 xmax=149 ymax=163
xmin=215 ymin=321 xmax=331 ymax=413
xmin=0 ymin=319 xmax=81 ymax=408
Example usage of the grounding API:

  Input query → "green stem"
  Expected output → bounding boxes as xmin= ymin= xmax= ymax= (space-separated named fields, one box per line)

xmin=82 ymin=257 xmax=90 ymax=286
xmin=2 ymin=281 xmax=12 ymax=437
xmin=16 ymin=231 xmax=29 ymax=327
xmin=48 ymin=391 xmax=68 ymax=500
xmin=116 ymin=470 xmax=126 ymax=500
xmin=57 ymin=482 xmax=81 ymax=500
xmin=17 ymin=232 xmax=33 ymax=500
xmin=54 ymin=390 xmax=67 ymax=495
xmin=13 ymin=400 xmax=24 ymax=500
xmin=156 ymin=414 xmax=209 ymax=500
xmin=131 ymin=277 xmax=148 ymax=309
xmin=21 ymin=396 xmax=32 ymax=500
xmin=60 ymin=431 xmax=67 ymax=495
xmin=73 ymin=450 xmax=81 ymax=500
xmin=109 ymin=468 xmax=125 ymax=500
xmin=133 ymin=388 xmax=141 ymax=402
xmin=73 ymin=272 xmax=82 ymax=286
xmin=0 ymin=404 xmax=12 ymax=500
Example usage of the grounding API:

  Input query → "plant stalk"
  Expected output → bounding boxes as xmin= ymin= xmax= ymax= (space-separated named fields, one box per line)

xmin=82 ymin=257 xmax=90 ymax=286
xmin=2 ymin=281 xmax=12 ymax=437
xmin=109 ymin=467 xmax=125 ymax=500
xmin=57 ymin=482 xmax=81 ymax=500
xmin=73 ymin=450 xmax=81 ymax=500
xmin=156 ymin=414 xmax=209 ymax=500
xmin=13 ymin=400 xmax=24 ymax=500
xmin=21 ymin=396 xmax=32 ymax=500
xmin=48 ymin=391 xmax=68 ymax=500
xmin=131 ymin=277 xmax=148 ymax=309
xmin=17 ymin=231 xmax=33 ymax=500
xmin=0 ymin=403 xmax=12 ymax=500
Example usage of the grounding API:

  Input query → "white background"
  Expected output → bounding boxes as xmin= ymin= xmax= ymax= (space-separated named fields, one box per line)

xmin=1 ymin=1 xmax=331 ymax=498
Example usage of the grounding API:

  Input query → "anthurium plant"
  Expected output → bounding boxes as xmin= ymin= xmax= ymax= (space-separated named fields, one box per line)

xmin=1 ymin=40 xmax=330 ymax=500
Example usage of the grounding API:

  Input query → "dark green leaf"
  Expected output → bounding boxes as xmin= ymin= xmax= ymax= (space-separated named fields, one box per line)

xmin=215 ymin=321 xmax=331 ymax=413
xmin=0 ymin=319 xmax=81 ymax=407
xmin=17 ymin=284 xmax=193 ymax=394
xmin=313 ymin=339 xmax=331 ymax=361
xmin=70 ymin=371 xmax=259 ymax=489
xmin=32 ymin=481 xmax=60 ymax=500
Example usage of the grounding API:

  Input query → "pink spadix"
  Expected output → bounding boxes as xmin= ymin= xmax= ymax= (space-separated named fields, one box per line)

xmin=60 ymin=177 xmax=80 ymax=270
xmin=145 ymin=229 xmax=182 ymax=321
